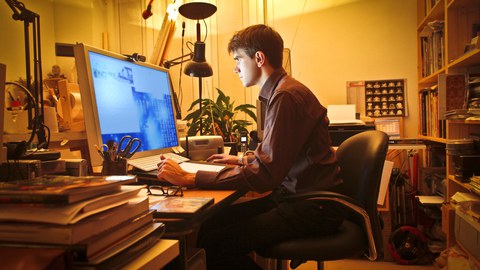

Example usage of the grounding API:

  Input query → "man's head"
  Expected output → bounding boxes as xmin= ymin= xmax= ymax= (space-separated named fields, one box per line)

xmin=228 ymin=24 xmax=284 ymax=87
xmin=228 ymin=24 xmax=284 ymax=69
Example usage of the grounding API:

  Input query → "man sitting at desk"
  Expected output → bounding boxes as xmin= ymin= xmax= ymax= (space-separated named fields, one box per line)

xmin=157 ymin=24 xmax=344 ymax=269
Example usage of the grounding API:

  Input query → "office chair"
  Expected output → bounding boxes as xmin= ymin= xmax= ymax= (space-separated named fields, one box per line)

xmin=257 ymin=130 xmax=389 ymax=270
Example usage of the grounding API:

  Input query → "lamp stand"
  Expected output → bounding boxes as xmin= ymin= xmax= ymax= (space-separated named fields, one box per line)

xmin=198 ymin=77 xmax=203 ymax=135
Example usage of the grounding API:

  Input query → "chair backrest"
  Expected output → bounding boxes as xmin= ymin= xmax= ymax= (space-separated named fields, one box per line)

xmin=335 ymin=130 xmax=389 ymax=256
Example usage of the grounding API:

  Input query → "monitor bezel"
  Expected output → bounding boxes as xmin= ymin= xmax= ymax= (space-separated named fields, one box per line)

xmin=74 ymin=43 xmax=180 ymax=167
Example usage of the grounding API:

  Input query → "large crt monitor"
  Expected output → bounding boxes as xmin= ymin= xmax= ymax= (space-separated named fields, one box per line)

xmin=74 ymin=44 xmax=179 ymax=167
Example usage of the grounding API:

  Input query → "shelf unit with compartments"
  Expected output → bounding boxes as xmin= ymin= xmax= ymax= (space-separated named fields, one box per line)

xmin=417 ymin=0 xmax=480 ymax=253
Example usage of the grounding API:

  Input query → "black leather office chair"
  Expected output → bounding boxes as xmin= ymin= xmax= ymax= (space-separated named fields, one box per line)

xmin=257 ymin=130 xmax=389 ymax=270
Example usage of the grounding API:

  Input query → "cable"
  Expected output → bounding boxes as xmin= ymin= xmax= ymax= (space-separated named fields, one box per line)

xmin=5 ymin=82 xmax=51 ymax=149
xmin=5 ymin=82 xmax=38 ymax=146
xmin=178 ymin=21 xmax=186 ymax=108
xmin=289 ymin=0 xmax=307 ymax=55
xmin=202 ymin=19 xmax=208 ymax=42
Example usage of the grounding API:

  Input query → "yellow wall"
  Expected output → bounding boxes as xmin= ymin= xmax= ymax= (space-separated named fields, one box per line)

xmin=1 ymin=0 xmax=419 ymax=137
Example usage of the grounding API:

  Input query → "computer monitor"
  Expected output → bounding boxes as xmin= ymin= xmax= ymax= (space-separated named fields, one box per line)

xmin=74 ymin=44 xmax=180 ymax=167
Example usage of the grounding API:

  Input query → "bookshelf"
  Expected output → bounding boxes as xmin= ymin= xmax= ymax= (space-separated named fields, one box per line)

xmin=417 ymin=0 xmax=480 ymax=252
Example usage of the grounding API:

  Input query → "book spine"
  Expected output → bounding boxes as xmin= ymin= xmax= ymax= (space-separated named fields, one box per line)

xmin=73 ymin=223 xmax=164 ymax=269
xmin=0 ymin=194 xmax=68 ymax=204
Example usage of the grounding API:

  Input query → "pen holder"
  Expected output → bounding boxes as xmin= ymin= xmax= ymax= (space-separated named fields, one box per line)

xmin=102 ymin=158 xmax=128 ymax=176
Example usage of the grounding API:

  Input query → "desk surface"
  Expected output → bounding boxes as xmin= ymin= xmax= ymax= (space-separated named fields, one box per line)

xmin=145 ymin=189 xmax=245 ymax=235
xmin=122 ymin=239 xmax=179 ymax=270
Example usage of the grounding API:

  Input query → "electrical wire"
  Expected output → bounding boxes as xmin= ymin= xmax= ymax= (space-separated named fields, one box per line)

xmin=288 ymin=0 xmax=307 ymax=55
xmin=5 ymin=82 xmax=38 ymax=146
xmin=5 ymin=82 xmax=51 ymax=149
xmin=178 ymin=21 xmax=186 ymax=108
xmin=202 ymin=19 xmax=208 ymax=42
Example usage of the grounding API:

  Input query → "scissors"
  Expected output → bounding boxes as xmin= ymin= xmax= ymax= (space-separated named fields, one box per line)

xmin=117 ymin=136 xmax=141 ymax=159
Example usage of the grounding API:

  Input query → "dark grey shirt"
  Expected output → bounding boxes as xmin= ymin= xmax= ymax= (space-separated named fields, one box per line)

xmin=196 ymin=68 xmax=342 ymax=193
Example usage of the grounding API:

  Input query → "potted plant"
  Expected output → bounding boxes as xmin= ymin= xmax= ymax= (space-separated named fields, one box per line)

xmin=183 ymin=88 xmax=257 ymax=143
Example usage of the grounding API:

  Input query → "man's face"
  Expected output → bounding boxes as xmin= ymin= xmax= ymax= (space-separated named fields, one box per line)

xmin=232 ymin=49 xmax=261 ymax=87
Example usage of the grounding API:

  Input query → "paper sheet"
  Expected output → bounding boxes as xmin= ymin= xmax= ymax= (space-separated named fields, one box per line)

xmin=327 ymin=104 xmax=365 ymax=125
xmin=179 ymin=162 xmax=225 ymax=173
xmin=415 ymin=195 xmax=444 ymax=205
xmin=378 ymin=160 xmax=394 ymax=205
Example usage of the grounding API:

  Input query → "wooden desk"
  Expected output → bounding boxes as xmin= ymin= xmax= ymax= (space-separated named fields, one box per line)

xmin=147 ymin=189 xmax=245 ymax=235
xmin=145 ymin=189 xmax=245 ymax=270
xmin=122 ymin=239 xmax=179 ymax=270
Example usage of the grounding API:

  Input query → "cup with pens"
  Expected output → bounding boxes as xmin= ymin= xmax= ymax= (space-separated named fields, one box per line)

xmin=97 ymin=136 xmax=141 ymax=175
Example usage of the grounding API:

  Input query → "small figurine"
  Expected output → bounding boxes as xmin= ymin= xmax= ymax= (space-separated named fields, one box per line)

xmin=47 ymin=65 xmax=66 ymax=79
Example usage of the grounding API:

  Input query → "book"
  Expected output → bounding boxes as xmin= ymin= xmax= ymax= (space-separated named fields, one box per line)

xmin=0 ymin=196 xmax=149 ymax=245
xmin=0 ymin=175 xmax=137 ymax=204
xmin=438 ymin=74 xmax=467 ymax=120
xmin=0 ymin=210 xmax=155 ymax=262
xmin=73 ymin=222 xmax=165 ymax=270
xmin=150 ymin=196 xmax=214 ymax=218
xmin=0 ymin=185 xmax=143 ymax=225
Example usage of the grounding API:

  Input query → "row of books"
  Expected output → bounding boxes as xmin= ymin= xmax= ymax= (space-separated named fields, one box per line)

xmin=419 ymin=20 xmax=444 ymax=78
xmin=0 ymin=175 xmax=165 ymax=269
xmin=420 ymin=86 xmax=446 ymax=138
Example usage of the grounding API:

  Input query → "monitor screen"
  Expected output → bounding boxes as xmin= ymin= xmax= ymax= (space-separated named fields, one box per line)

xmin=74 ymin=44 xmax=179 ymax=167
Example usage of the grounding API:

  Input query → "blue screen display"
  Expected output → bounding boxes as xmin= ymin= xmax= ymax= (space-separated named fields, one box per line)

xmin=88 ymin=51 xmax=179 ymax=152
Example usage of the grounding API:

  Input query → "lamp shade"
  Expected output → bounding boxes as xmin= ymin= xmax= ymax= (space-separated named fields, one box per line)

xmin=184 ymin=42 xmax=212 ymax=77
xmin=179 ymin=2 xmax=216 ymax=20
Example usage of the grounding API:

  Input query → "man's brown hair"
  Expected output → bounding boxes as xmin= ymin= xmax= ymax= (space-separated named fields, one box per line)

xmin=227 ymin=24 xmax=284 ymax=69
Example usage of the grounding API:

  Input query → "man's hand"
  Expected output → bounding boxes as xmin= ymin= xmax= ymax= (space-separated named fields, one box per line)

xmin=206 ymin=154 xmax=240 ymax=165
xmin=157 ymin=155 xmax=196 ymax=187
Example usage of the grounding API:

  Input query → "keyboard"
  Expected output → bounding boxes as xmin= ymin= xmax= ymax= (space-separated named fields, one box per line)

xmin=128 ymin=153 xmax=190 ymax=172
xmin=162 ymin=152 xmax=191 ymax=163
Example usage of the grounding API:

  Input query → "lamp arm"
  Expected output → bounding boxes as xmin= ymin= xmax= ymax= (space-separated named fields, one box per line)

xmin=5 ymin=0 xmax=36 ymax=22
xmin=163 ymin=52 xmax=193 ymax=69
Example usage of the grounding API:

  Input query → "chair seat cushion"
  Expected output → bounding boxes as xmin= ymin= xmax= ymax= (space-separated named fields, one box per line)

xmin=258 ymin=220 xmax=368 ymax=261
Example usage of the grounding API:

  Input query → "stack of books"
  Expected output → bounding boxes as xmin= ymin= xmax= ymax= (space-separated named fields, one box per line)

xmin=0 ymin=175 xmax=165 ymax=269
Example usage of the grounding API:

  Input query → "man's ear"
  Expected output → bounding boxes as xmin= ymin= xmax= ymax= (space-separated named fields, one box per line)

xmin=254 ymin=51 xmax=266 ymax=67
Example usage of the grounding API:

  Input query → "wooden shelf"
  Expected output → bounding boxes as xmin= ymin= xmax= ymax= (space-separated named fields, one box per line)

xmin=417 ymin=0 xmax=445 ymax=30
xmin=448 ymin=48 xmax=480 ymax=70
xmin=418 ymin=134 xmax=447 ymax=144
xmin=418 ymin=68 xmax=446 ymax=86
xmin=417 ymin=0 xmax=480 ymax=251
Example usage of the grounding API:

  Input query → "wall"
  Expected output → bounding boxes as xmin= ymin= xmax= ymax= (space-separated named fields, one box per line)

xmin=164 ymin=0 xmax=418 ymax=137
xmin=0 ymin=0 xmax=108 ymax=81
xmin=1 ymin=0 xmax=419 ymax=137
xmin=0 ymin=0 xmax=56 ymax=81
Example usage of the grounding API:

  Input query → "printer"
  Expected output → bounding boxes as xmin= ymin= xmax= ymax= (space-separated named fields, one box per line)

xmin=327 ymin=105 xmax=375 ymax=146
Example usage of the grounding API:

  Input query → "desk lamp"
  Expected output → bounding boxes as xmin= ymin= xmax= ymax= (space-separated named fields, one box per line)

xmin=179 ymin=2 xmax=217 ymax=135
xmin=5 ymin=0 xmax=48 ymax=149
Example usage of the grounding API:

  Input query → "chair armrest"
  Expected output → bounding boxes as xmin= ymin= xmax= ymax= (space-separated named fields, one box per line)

xmin=284 ymin=191 xmax=379 ymax=261
xmin=284 ymin=191 xmax=360 ymax=205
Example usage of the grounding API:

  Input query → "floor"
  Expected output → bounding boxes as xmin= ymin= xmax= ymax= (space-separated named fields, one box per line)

xmin=297 ymin=259 xmax=437 ymax=270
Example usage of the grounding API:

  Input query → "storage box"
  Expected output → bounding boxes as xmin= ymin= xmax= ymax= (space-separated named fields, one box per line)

xmin=454 ymin=208 xmax=480 ymax=261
